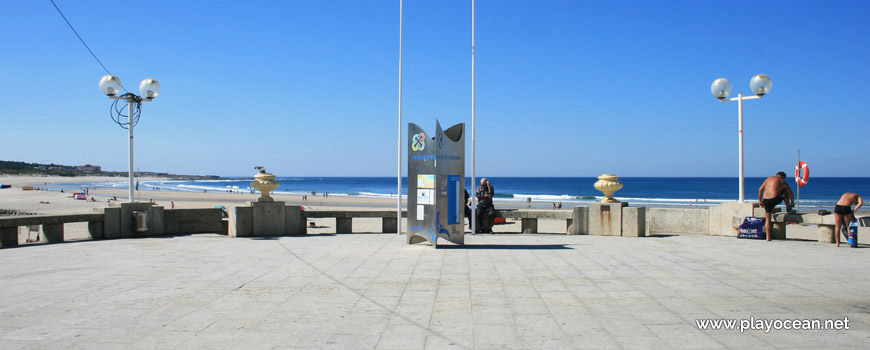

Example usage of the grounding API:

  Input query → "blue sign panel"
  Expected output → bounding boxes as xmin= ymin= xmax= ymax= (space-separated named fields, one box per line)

xmin=447 ymin=175 xmax=460 ymax=225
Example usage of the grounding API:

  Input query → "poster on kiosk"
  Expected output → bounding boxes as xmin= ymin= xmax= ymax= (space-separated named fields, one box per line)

xmin=407 ymin=120 xmax=465 ymax=247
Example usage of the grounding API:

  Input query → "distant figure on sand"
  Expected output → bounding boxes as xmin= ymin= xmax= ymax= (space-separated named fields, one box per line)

xmin=758 ymin=172 xmax=795 ymax=241
xmin=558 ymin=201 xmax=562 ymax=209
xmin=834 ymin=192 xmax=863 ymax=247
xmin=527 ymin=197 xmax=531 ymax=207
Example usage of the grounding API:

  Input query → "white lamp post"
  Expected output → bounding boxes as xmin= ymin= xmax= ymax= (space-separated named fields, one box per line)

xmin=711 ymin=73 xmax=772 ymax=202
xmin=99 ymin=75 xmax=161 ymax=203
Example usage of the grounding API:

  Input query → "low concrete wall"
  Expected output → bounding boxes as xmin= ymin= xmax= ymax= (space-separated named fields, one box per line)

xmin=0 ymin=214 xmax=105 ymax=247
xmin=647 ymin=208 xmax=709 ymax=235
xmin=164 ymin=209 xmax=223 ymax=234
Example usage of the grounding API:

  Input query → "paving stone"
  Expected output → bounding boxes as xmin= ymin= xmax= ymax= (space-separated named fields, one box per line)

xmin=1 ymin=234 xmax=869 ymax=349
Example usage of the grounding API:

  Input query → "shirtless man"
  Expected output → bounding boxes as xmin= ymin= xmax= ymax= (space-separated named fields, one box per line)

xmin=834 ymin=192 xmax=863 ymax=247
xmin=757 ymin=172 xmax=795 ymax=241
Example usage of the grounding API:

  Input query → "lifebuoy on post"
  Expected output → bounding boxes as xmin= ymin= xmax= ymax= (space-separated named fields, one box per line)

xmin=795 ymin=161 xmax=809 ymax=187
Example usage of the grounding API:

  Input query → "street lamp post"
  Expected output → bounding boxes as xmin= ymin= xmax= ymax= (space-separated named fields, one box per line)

xmin=711 ymin=74 xmax=772 ymax=202
xmin=99 ymin=75 xmax=161 ymax=203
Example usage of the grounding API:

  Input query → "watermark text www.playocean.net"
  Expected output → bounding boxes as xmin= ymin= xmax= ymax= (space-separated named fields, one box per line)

xmin=696 ymin=316 xmax=850 ymax=333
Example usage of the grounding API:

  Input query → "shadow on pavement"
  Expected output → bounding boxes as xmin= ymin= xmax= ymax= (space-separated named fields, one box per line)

xmin=440 ymin=243 xmax=574 ymax=250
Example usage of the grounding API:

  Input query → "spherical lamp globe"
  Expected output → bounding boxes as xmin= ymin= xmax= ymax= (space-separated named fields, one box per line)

xmin=749 ymin=74 xmax=772 ymax=96
xmin=139 ymin=79 xmax=161 ymax=99
xmin=711 ymin=78 xmax=732 ymax=100
xmin=99 ymin=75 xmax=122 ymax=96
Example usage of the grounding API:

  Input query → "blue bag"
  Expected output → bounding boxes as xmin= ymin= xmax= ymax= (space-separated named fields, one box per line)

xmin=737 ymin=217 xmax=766 ymax=239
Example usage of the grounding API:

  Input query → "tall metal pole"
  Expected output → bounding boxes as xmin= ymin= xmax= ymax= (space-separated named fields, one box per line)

xmin=470 ymin=0 xmax=476 ymax=234
xmin=797 ymin=149 xmax=800 ymax=211
xmin=738 ymin=93 xmax=744 ymax=203
xmin=128 ymin=98 xmax=135 ymax=203
xmin=397 ymin=0 xmax=403 ymax=235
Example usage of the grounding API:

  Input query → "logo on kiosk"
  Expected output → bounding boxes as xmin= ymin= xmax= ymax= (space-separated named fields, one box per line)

xmin=412 ymin=133 xmax=426 ymax=151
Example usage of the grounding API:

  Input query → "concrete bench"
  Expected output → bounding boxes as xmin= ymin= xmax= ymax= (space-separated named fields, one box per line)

xmin=494 ymin=209 xmax=573 ymax=233
xmin=303 ymin=210 xmax=407 ymax=233
xmin=750 ymin=208 xmax=839 ymax=243
xmin=0 ymin=214 xmax=104 ymax=247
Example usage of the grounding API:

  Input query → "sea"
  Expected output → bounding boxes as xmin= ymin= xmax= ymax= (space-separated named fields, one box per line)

xmin=47 ymin=177 xmax=870 ymax=211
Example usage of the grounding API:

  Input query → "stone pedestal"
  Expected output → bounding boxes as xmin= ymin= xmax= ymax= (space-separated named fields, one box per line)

xmin=0 ymin=227 xmax=17 ymax=247
xmin=818 ymin=225 xmax=835 ymax=243
xmin=521 ymin=218 xmax=538 ymax=233
xmin=382 ymin=217 xmax=398 ymax=234
xmin=252 ymin=201 xmax=285 ymax=236
xmin=285 ymin=206 xmax=307 ymax=235
xmin=103 ymin=207 xmax=121 ymax=239
xmin=771 ymin=222 xmax=786 ymax=240
xmin=568 ymin=207 xmax=588 ymax=235
xmin=622 ymin=207 xmax=646 ymax=237
xmin=43 ymin=223 xmax=64 ymax=243
xmin=88 ymin=221 xmax=104 ymax=239
xmin=151 ymin=206 xmax=165 ymax=235
xmin=589 ymin=203 xmax=627 ymax=236
xmin=230 ymin=206 xmax=253 ymax=237
xmin=231 ymin=204 xmax=306 ymax=237
xmin=336 ymin=218 xmax=352 ymax=234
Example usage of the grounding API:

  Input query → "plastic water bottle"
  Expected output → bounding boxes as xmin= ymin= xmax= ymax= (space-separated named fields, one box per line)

xmin=848 ymin=219 xmax=859 ymax=248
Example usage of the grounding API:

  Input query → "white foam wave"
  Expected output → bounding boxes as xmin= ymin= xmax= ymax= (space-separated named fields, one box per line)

xmin=511 ymin=194 xmax=588 ymax=201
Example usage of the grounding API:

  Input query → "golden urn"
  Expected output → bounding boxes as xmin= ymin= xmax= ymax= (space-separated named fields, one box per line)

xmin=251 ymin=166 xmax=279 ymax=202
xmin=593 ymin=174 xmax=623 ymax=203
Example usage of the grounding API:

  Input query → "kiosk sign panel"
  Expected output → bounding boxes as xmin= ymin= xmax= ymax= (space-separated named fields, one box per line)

xmin=407 ymin=120 xmax=465 ymax=247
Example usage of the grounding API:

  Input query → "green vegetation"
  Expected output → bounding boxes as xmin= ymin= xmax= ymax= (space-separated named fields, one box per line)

xmin=0 ymin=160 xmax=221 ymax=180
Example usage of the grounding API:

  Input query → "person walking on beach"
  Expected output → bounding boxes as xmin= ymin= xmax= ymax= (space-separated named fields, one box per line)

xmin=758 ymin=172 xmax=795 ymax=241
xmin=834 ymin=192 xmax=863 ymax=247
xmin=476 ymin=178 xmax=495 ymax=233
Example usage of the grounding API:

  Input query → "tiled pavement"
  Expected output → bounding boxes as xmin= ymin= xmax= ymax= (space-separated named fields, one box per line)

xmin=1 ymin=233 xmax=869 ymax=349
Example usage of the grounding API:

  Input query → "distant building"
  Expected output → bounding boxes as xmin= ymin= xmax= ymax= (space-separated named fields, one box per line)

xmin=76 ymin=164 xmax=102 ymax=172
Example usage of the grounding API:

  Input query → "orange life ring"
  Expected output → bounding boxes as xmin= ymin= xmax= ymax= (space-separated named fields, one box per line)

xmin=795 ymin=161 xmax=809 ymax=187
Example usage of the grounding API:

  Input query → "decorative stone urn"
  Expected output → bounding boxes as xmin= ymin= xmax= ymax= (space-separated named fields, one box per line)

xmin=251 ymin=166 xmax=279 ymax=202
xmin=593 ymin=174 xmax=623 ymax=203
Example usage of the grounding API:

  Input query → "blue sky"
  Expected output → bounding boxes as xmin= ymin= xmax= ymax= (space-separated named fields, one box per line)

xmin=1 ymin=1 xmax=867 ymax=177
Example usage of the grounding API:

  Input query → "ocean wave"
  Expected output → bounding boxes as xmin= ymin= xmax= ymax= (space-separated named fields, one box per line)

xmin=511 ymin=193 xmax=590 ymax=201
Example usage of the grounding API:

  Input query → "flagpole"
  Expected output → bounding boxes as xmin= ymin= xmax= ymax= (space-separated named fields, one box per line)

xmin=797 ymin=149 xmax=800 ymax=212
xmin=397 ymin=0 xmax=403 ymax=235
xmin=470 ymin=0 xmax=476 ymax=235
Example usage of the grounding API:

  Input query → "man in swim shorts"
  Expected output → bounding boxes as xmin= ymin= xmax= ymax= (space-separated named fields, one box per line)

xmin=758 ymin=172 xmax=795 ymax=241
xmin=834 ymin=192 xmax=863 ymax=247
